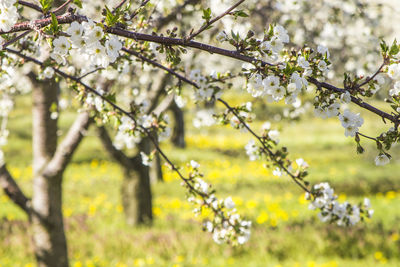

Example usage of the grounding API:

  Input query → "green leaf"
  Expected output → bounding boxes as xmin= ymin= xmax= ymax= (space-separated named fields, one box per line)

xmin=232 ymin=10 xmax=249 ymax=18
xmin=73 ymin=0 xmax=82 ymax=8
xmin=389 ymin=39 xmax=399 ymax=56
xmin=39 ymin=0 xmax=53 ymax=13
xmin=202 ymin=8 xmax=212 ymax=22
xmin=51 ymin=13 xmax=58 ymax=29
xmin=380 ymin=39 xmax=388 ymax=53
xmin=105 ymin=93 xmax=116 ymax=103
xmin=104 ymin=5 xmax=120 ymax=26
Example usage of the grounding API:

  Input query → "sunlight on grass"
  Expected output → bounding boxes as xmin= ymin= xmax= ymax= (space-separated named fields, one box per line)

xmin=0 ymin=96 xmax=400 ymax=266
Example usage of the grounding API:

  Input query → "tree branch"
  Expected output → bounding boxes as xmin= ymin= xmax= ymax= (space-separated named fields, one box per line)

xmin=153 ymin=0 xmax=201 ymax=30
xmin=97 ymin=126 xmax=132 ymax=168
xmin=152 ymin=93 xmax=175 ymax=117
xmin=0 ymin=13 xmax=87 ymax=34
xmin=0 ymin=164 xmax=31 ymax=215
xmin=187 ymin=0 xmax=245 ymax=41
xmin=17 ymin=0 xmax=43 ymax=13
xmin=45 ymin=111 xmax=92 ymax=176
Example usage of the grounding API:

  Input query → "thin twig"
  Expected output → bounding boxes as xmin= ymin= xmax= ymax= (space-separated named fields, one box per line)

xmin=356 ymin=62 xmax=386 ymax=89
xmin=51 ymin=0 xmax=73 ymax=15
xmin=1 ymin=30 xmax=31 ymax=49
xmin=77 ymin=68 xmax=104 ymax=80
xmin=357 ymin=132 xmax=378 ymax=141
xmin=218 ymin=98 xmax=310 ymax=193
xmin=130 ymin=0 xmax=151 ymax=20
xmin=17 ymin=0 xmax=43 ymax=13
xmin=187 ymin=0 xmax=245 ymax=41
xmin=113 ymin=0 xmax=128 ymax=13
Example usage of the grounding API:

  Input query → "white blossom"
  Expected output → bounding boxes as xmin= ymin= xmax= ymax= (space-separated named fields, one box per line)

xmin=245 ymin=139 xmax=259 ymax=161
xmin=273 ymin=24 xmax=289 ymax=43
xmin=389 ymin=81 xmax=400 ymax=97
xmin=388 ymin=64 xmax=400 ymax=80
xmin=140 ymin=152 xmax=152 ymax=167
xmin=317 ymin=45 xmax=330 ymax=58
xmin=216 ymin=31 xmax=228 ymax=42
xmin=297 ymin=56 xmax=310 ymax=69
xmin=0 ymin=1 xmax=18 ymax=32
xmin=272 ymin=167 xmax=282 ymax=177
xmin=340 ymin=91 xmax=351 ymax=103
xmin=375 ymin=154 xmax=390 ymax=166
xmin=268 ymin=129 xmax=280 ymax=144
xmin=43 ymin=67 xmax=55 ymax=79
xmin=247 ymin=74 xmax=265 ymax=97
xmin=338 ymin=109 xmax=364 ymax=137
xmin=53 ymin=37 xmax=70 ymax=56
xmin=174 ymin=95 xmax=186 ymax=108
xmin=66 ymin=21 xmax=84 ymax=41
xmin=190 ymin=160 xmax=200 ymax=169
xmin=105 ymin=35 xmax=122 ymax=63
xmin=224 ymin=197 xmax=235 ymax=209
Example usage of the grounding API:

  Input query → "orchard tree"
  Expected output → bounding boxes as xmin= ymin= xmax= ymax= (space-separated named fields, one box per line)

xmin=1 ymin=0 xmax=400 ymax=266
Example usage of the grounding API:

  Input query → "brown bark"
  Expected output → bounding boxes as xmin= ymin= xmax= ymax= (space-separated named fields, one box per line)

xmin=31 ymin=78 xmax=69 ymax=267
xmin=97 ymin=127 xmax=153 ymax=225
xmin=170 ymin=102 xmax=186 ymax=148
xmin=122 ymin=153 xmax=153 ymax=225
xmin=0 ymin=164 xmax=30 ymax=214
xmin=28 ymin=73 xmax=91 ymax=266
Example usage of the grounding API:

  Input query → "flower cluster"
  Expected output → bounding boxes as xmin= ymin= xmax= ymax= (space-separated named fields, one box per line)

xmin=338 ymin=109 xmax=364 ymax=137
xmin=306 ymin=182 xmax=373 ymax=226
xmin=0 ymin=0 xmax=18 ymax=32
xmin=245 ymin=139 xmax=259 ymax=161
xmin=193 ymin=109 xmax=216 ymax=128
xmin=260 ymin=24 xmax=289 ymax=61
xmin=113 ymin=115 xmax=141 ymax=150
xmin=189 ymin=70 xmax=222 ymax=102
xmin=51 ymin=21 xmax=122 ymax=68
xmin=185 ymin=161 xmax=251 ymax=245
xmin=229 ymin=102 xmax=254 ymax=130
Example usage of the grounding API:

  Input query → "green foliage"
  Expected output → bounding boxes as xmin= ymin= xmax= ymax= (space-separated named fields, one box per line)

xmin=231 ymin=10 xmax=249 ymax=18
xmin=389 ymin=39 xmax=399 ymax=57
xmin=73 ymin=0 xmax=82 ymax=9
xmin=39 ymin=0 xmax=53 ymax=13
xmin=202 ymin=8 xmax=212 ymax=22
xmin=103 ymin=6 xmax=121 ymax=27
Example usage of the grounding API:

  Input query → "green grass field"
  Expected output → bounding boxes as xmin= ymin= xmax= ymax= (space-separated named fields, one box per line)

xmin=0 ymin=93 xmax=399 ymax=267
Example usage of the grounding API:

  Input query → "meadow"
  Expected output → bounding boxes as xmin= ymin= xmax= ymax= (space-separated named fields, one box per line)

xmin=0 ymin=92 xmax=399 ymax=267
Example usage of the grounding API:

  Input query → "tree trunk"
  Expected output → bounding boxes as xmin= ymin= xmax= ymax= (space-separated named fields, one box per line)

xmin=149 ymin=150 xmax=163 ymax=183
xmin=171 ymin=102 xmax=186 ymax=148
xmin=97 ymin=127 xmax=153 ymax=226
xmin=122 ymin=138 xmax=153 ymax=225
xmin=122 ymin=160 xmax=153 ymax=226
xmin=31 ymin=79 xmax=69 ymax=267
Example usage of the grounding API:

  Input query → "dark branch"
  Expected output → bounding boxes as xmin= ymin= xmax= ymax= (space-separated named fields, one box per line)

xmin=187 ymin=0 xmax=245 ymax=41
xmin=1 ymin=30 xmax=32 ymax=49
xmin=0 ymin=13 xmax=87 ymax=34
xmin=130 ymin=0 xmax=150 ymax=20
xmin=0 ymin=164 xmax=31 ymax=215
xmin=52 ymin=0 xmax=73 ymax=15
xmin=18 ymin=0 xmax=43 ymax=13
xmin=153 ymin=0 xmax=201 ymax=30
xmin=97 ymin=126 xmax=132 ymax=168
xmin=309 ymin=77 xmax=398 ymax=123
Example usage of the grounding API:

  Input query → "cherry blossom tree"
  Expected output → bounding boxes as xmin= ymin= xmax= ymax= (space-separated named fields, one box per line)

xmin=0 ymin=0 xmax=399 ymax=266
